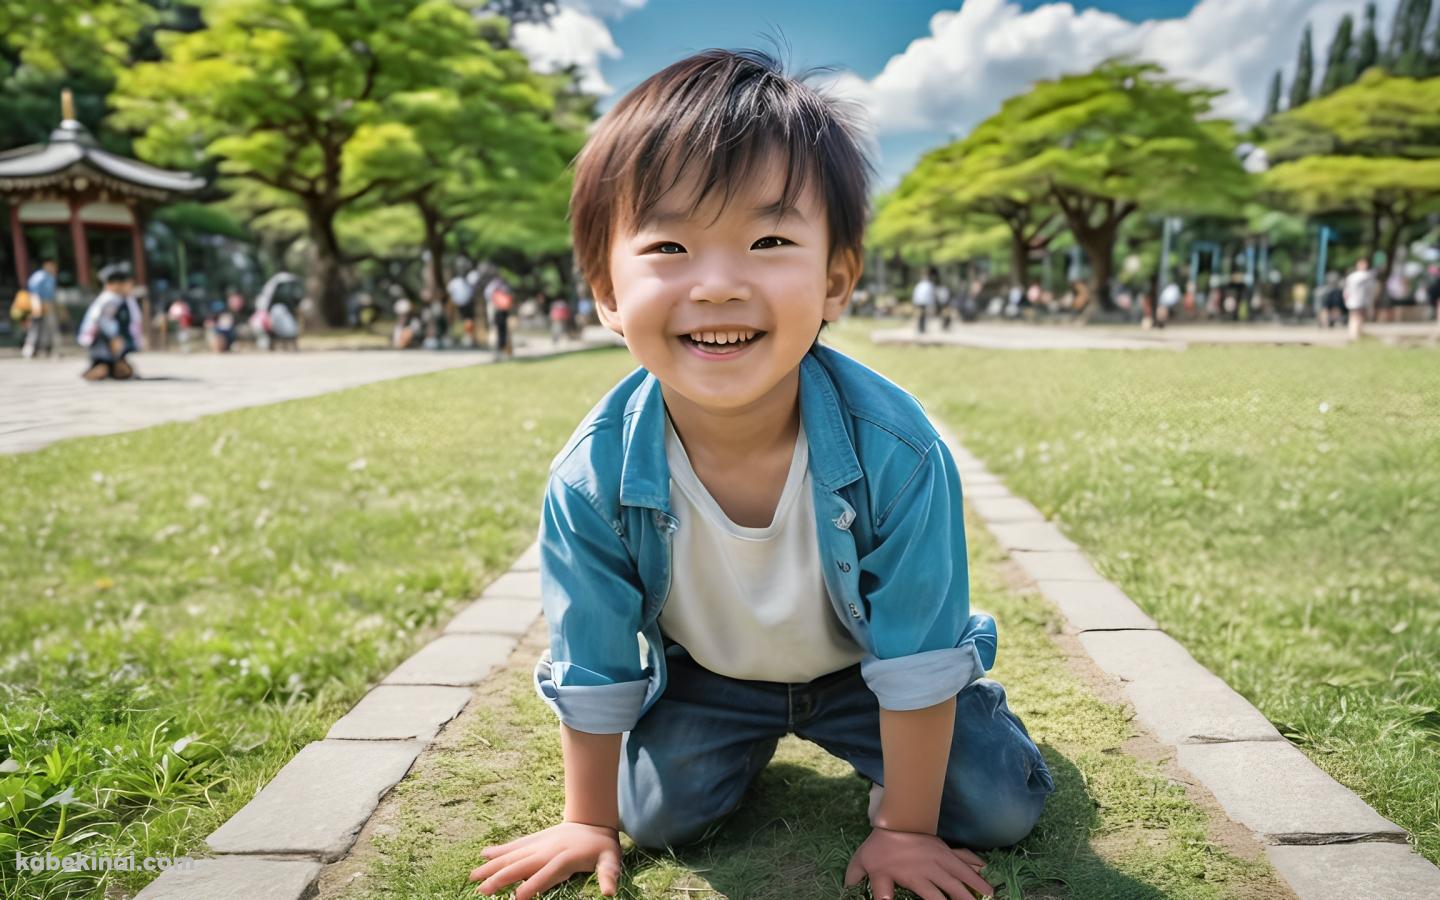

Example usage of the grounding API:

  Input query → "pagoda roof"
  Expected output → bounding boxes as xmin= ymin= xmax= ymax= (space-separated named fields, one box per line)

xmin=0 ymin=118 xmax=204 ymax=200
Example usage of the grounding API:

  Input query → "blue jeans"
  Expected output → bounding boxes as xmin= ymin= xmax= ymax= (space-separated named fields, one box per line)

xmin=618 ymin=641 xmax=1054 ymax=851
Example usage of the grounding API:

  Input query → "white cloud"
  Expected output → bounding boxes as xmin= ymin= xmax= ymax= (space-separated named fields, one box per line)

xmin=827 ymin=0 xmax=1401 ymax=136
xmin=510 ymin=0 xmax=647 ymax=95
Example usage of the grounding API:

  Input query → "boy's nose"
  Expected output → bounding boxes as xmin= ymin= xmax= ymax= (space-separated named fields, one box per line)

xmin=689 ymin=273 xmax=752 ymax=304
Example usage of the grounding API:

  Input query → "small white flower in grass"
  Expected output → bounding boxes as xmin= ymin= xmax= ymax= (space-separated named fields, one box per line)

xmin=91 ymin=471 xmax=105 ymax=483
xmin=257 ymin=478 xmax=273 ymax=491
xmin=0 ymin=758 xmax=18 ymax=773
xmin=172 ymin=735 xmax=197 ymax=755
xmin=187 ymin=493 xmax=210 ymax=510
xmin=348 ymin=458 xmax=368 ymax=472
xmin=39 ymin=787 xmax=77 ymax=808
xmin=1318 ymin=402 xmax=1331 ymax=414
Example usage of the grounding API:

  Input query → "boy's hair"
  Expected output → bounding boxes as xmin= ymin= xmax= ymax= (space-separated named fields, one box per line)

xmin=569 ymin=48 xmax=875 ymax=322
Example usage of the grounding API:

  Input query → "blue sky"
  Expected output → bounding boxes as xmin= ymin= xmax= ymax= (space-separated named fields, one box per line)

xmin=511 ymin=1 xmax=1393 ymax=189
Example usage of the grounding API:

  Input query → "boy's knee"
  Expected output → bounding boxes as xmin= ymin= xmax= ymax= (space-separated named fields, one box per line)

xmin=939 ymin=788 xmax=1045 ymax=850
xmin=620 ymin=808 xmax=719 ymax=851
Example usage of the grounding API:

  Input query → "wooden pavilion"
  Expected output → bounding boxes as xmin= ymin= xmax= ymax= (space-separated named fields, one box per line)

xmin=0 ymin=90 xmax=203 ymax=338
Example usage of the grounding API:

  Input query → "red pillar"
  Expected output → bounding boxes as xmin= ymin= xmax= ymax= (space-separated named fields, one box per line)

xmin=9 ymin=203 xmax=26 ymax=285
xmin=68 ymin=200 xmax=91 ymax=289
xmin=130 ymin=211 xmax=153 ymax=348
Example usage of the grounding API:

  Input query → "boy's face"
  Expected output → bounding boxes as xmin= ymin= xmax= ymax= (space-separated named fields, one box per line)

xmin=596 ymin=154 xmax=858 ymax=413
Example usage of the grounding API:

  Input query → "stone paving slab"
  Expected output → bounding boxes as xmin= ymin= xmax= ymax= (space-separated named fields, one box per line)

xmin=380 ymin=634 xmax=516 ymax=686
xmin=1034 ymin=579 xmax=1158 ymax=632
xmin=1175 ymin=741 xmax=1407 ymax=843
xmin=442 ymin=597 xmax=542 ymax=636
xmin=958 ymin=481 xmax=1010 ymax=499
xmin=478 ymin=568 xmax=542 ymax=600
xmin=512 ymin=540 xmax=541 ymax=571
xmin=1265 ymin=842 xmax=1440 ymax=900
xmin=326 ymin=685 xmax=472 ymax=742
xmin=1009 ymin=549 xmax=1105 ymax=582
xmin=965 ymin=494 xmax=1046 ymax=523
xmin=206 ymin=740 xmax=425 ymax=861
xmin=1079 ymin=630 xmax=1284 ymax=744
xmin=984 ymin=521 xmax=1078 ymax=552
xmin=134 ymin=856 xmax=323 ymax=900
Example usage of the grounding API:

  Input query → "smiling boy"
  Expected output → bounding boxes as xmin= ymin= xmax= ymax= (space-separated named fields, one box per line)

xmin=469 ymin=49 xmax=1053 ymax=900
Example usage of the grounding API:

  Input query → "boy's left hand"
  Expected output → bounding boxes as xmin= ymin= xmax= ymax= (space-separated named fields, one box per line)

xmin=843 ymin=827 xmax=993 ymax=899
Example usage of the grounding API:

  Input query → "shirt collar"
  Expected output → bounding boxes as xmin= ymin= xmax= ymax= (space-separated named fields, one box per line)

xmin=618 ymin=346 xmax=862 ymax=512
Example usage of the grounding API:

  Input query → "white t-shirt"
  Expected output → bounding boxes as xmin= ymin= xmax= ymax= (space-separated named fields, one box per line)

xmin=912 ymin=279 xmax=936 ymax=308
xmin=658 ymin=411 xmax=864 ymax=683
xmin=448 ymin=275 xmax=474 ymax=307
xmin=1343 ymin=270 xmax=1376 ymax=311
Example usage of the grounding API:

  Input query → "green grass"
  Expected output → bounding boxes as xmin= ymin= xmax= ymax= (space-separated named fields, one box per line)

xmin=338 ymin=508 xmax=1281 ymax=900
xmin=0 ymin=346 xmax=640 ymax=899
xmin=827 ymin=318 xmax=1440 ymax=865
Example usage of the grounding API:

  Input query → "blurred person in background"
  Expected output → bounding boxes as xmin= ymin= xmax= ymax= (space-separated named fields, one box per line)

xmin=77 ymin=263 xmax=145 ymax=380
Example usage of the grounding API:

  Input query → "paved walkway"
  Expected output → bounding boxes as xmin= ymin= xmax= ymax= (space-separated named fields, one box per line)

xmin=0 ymin=328 xmax=624 ymax=456
xmin=874 ymin=321 xmax=1439 ymax=351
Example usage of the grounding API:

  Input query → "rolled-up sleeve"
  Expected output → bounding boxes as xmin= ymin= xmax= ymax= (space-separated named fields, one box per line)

xmin=858 ymin=438 xmax=994 ymax=711
xmin=532 ymin=476 xmax=648 ymax=734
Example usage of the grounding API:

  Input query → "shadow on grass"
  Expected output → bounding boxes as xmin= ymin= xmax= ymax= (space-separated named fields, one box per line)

xmin=633 ymin=746 xmax=1165 ymax=900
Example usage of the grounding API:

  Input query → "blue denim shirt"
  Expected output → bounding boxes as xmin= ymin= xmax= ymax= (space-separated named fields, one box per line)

xmin=533 ymin=342 xmax=997 ymax=734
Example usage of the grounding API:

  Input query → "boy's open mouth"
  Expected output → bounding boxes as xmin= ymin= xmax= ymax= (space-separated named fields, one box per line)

xmin=679 ymin=330 xmax=767 ymax=355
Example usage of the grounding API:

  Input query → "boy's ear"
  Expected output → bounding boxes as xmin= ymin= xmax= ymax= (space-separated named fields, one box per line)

xmin=822 ymin=249 xmax=863 ymax=322
xmin=592 ymin=281 xmax=624 ymax=336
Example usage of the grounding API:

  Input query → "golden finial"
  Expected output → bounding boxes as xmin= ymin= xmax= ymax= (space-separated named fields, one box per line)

xmin=61 ymin=88 xmax=75 ymax=122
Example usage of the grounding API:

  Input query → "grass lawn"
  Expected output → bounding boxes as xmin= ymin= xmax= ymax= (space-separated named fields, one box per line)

xmin=826 ymin=318 xmax=1440 ymax=865
xmin=326 ymin=504 xmax=1285 ymax=900
xmin=0 ymin=346 xmax=636 ymax=900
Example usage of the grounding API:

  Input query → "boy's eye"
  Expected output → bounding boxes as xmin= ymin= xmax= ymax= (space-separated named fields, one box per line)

xmin=752 ymin=236 xmax=791 ymax=250
xmin=645 ymin=242 xmax=686 ymax=255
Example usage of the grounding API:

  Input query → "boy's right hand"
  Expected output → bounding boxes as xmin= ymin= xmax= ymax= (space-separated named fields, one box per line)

xmin=468 ymin=821 xmax=623 ymax=899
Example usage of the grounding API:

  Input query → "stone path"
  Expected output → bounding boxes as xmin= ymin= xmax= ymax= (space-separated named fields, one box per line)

xmin=874 ymin=321 xmax=1439 ymax=351
xmin=132 ymin=413 xmax=1440 ymax=900
xmin=0 ymin=327 xmax=624 ymax=456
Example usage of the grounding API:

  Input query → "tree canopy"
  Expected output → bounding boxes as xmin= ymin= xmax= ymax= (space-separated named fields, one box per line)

xmin=877 ymin=59 xmax=1251 ymax=305
xmin=113 ymin=0 xmax=583 ymax=324
xmin=1264 ymin=71 xmax=1440 ymax=275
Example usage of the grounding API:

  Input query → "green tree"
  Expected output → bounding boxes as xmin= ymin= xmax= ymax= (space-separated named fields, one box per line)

xmin=871 ymin=135 xmax=1062 ymax=292
xmin=1265 ymin=69 xmax=1284 ymax=117
xmin=0 ymin=0 xmax=157 ymax=151
xmin=1289 ymin=24 xmax=1315 ymax=109
xmin=1265 ymin=71 xmax=1440 ymax=280
xmin=1320 ymin=13 xmax=1356 ymax=95
xmin=1384 ymin=0 xmax=1433 ymax=76
xmin=113 ymin=0 xmax=561 ymax=326
xmin=346 ymin=26 xmax=583 ymax=309
xmin=1356 ymin=2 xmax=1381 ymax=75
xmin=960 ymin=60 xmax=1251 ymax=308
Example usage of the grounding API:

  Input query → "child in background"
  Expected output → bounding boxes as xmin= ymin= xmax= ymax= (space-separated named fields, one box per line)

xmin=469 ymin=49 xmax=1051 ymax=900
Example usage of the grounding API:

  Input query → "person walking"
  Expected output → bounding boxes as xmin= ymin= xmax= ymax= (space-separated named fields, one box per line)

xmin=1343 ymin=257 xmax=1378 ymax=340
xmin=76 ymin=263 xmax=145 ymax=380
xmin=21 ymin=257 xmax=59 ymax=359
xmin=1158 ymin=276 xmax=1182 ymax=328
xmin=911 ymin=266 xmax=937 ymax=334
xmin=484 ymin=274 xmax=515 ymax=360
xmin=448 ymin=266 xmax=478 ymax=348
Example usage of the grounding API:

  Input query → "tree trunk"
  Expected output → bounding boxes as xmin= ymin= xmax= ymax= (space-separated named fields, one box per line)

xmin=420 ymin=205 xmax=445 ymax=304
xmin=1074 ymin=228 xmax=1118 ymax=311
xmin=307 ymin=209 xmax=348 ymax=327
xmin=1009 ymin=230 xmax=1029 ymax=290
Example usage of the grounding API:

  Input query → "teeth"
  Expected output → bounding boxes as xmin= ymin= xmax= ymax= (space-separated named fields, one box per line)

xmin=688 ymin=329 xmax=757 ymax=344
